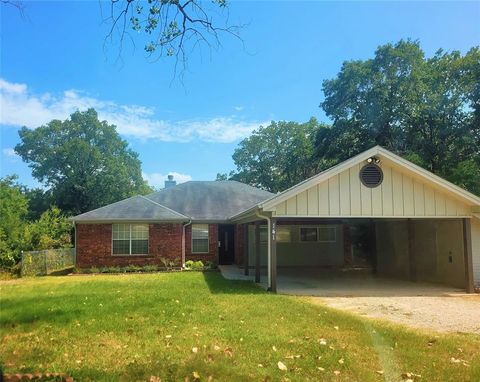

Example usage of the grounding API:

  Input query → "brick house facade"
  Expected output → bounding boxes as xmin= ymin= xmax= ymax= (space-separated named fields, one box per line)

xmin=76 ymin=223 xmax=183 ymax=268
xmin=72 ymin=181 xmax=274 ymax=270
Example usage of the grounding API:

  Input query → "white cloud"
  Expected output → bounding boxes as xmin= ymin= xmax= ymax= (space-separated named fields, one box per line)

xmin=2 ymin=148 xmax=17 ymax=157
xmin=143 ymin=171 xmax=192 ymax=189
xmin=234 ymin=105 xmax=244 ymax=111
xmin=0 ymin=78 xmax=266 ymax=143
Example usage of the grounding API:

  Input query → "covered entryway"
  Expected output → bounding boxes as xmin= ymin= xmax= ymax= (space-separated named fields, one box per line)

xmin=231 ymin=146 xmax=480 ymax=294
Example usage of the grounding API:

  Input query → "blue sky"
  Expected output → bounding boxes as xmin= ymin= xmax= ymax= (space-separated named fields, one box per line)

xmin=1 ymin=1 xmax=479 ymax=189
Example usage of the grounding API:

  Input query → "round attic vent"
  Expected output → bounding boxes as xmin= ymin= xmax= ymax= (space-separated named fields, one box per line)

xmin=359 ymin=163 xmax=383 ymax=188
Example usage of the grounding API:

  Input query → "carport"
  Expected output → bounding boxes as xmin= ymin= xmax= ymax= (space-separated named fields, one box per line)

xmin=231 ymin=146 xmax=480 ymax=294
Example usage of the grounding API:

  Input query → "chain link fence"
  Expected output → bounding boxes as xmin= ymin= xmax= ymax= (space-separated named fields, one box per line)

xmin=21 ymin=248 xmax=76 ymax=277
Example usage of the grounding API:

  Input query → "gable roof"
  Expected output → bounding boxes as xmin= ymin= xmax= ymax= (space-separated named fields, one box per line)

xmin=146 ymin=181 xmax=274 ymax=221
xmin=71 ymin=181 xmax=274 ymax=223
xmin=71 ymin=195 xmax=189 ymax=222
xmin=258 ymin=145 xmax=480 ymax=211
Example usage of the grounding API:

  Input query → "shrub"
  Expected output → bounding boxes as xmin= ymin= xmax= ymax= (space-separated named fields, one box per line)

xmin=185 ymin=260 xmax=205 ymax=270
xmin=100 ymin=266 xmax=121 ymax=273
xmin=142 ymin=265 xmax=158 ymax=272
xmin=90 ymin=266 xmax=100 ymax=274
xmin=124 ymin=265 xmax=141 ymax=273
xmin=205 ymin=261 xmax=217 ymax=270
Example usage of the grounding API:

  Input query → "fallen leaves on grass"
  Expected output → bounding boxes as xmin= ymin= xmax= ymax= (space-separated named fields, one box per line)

xmin=277 ymin=361 xmax=288 ymax=371
xmin=192 ymin=347 xmax=198 ymax=353
xmin=401 ymin=372 xmax=422 ymax=381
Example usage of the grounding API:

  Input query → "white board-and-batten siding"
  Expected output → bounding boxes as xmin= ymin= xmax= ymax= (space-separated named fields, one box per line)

xmin=272 ymin=163 xmax=471 ymax=218
xmin=472 ymin=218 xmax=480 ymax=287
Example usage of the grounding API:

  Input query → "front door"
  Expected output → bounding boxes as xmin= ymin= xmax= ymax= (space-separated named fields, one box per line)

xmin=218 ymin=224 xmax=235 ymax=265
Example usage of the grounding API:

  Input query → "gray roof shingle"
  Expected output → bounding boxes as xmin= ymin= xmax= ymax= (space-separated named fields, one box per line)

xmin=71 ymin=181 xmax=274 ymax=222
xmin=146 ymin=181 xmax=274 ymax=221
xmin=71 ymin=195 xmax=189 ymax=222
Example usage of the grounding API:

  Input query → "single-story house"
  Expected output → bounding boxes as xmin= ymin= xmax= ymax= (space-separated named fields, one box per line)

xmin=72 ymin=146 xmax=480 ymax=293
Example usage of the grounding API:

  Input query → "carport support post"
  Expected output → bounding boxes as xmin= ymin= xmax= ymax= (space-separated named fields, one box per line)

xmin=270 ymin=218 xmax=277 ymax=293
xmin=255 ymin=221 xmax=261 ymax=283
xmin=408 ymin=219 xmax=417 ymax=282
xmin=463 ymin=218 xmax=474 ymax=293
xmin=244 ymin=224 xmax=249 ymax=276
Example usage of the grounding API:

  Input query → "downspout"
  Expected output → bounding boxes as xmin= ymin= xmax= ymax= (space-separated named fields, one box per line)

xmin=255 ymin=210 xmax=272 ymax=290
xmin=182 ymin=219 xmax=192 ymax=268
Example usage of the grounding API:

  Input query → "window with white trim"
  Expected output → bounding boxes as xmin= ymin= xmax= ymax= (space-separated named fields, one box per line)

xmin=112 ymin=223 xmax=149 ymax=255
xmin=192 ymin=224 xmax=209 ymax=253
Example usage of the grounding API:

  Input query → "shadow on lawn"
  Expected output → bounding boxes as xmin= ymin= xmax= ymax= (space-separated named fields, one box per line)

xmin=202 ymin=271 xmax=266 ymax=295
xmin=0 ymin=296 xmax=82 ymax=326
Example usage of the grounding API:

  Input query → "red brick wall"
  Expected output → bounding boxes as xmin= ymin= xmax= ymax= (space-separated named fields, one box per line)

xmin=76 ymin=223 xmax=183 ymax=268
xmin=185 ymin=224 xmax=218 ymax=263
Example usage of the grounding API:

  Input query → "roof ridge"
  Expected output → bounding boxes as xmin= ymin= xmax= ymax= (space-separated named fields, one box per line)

xmin=140 ymin=195 xmax=191 ymax=219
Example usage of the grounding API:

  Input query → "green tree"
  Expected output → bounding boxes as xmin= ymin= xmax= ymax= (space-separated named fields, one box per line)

xmin=15 ymin=109 xmax=153 ymax=215
xmin=26 ymin=207 xmax=72 ymax=251
xmin=229 ymin=118 xmax=325 ymax=192
xmin=0 ymin=176 xmax=29 ymax=267
xmin=319 ymin=40 xmax=480 ymax=195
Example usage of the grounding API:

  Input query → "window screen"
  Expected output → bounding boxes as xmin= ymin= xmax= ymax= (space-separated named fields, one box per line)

xmin=300 ymin=227 xmax=318 ymax=242
xmin=192 ymin=224 xmax=209 ymax=253
xmin=318 ymin=226 xmax=336 ymax=242
xmin=112 ymin=224 xmax=149 ymax=255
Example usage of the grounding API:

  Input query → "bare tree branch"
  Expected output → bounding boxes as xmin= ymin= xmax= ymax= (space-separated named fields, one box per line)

xmin=101 ymin=0 xmax=245 ymax=80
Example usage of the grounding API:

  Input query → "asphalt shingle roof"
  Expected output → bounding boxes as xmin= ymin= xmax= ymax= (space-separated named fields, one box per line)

xmin=146 ymin=181 xmax=274 ymax=221
xmin=71 ymin=181 xmax=274 ymax=222
xmin=71 ymin=195 xmax=189 ymax=222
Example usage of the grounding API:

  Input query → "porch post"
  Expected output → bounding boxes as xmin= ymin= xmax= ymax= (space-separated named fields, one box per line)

xmin=255 ymin=221 xmax=261 ymax=283
xmin=244 ymin=223 xmax=249 ymax=276
xmin=407 ymin=219 xmax=416 ymax=282
xmin=270 ymin=218 xmax=277 ymax=293
xmin=370 ymin=219 xmax=377 ymax=273
xmin=463 ymin=218 xmax=474 ymax=293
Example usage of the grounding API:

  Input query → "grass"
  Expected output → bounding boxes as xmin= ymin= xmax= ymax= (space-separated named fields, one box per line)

xmin=1 ymin=272 xmax=479 ymax=381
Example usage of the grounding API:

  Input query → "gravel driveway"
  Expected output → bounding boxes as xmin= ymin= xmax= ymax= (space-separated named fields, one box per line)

xmin=316 ymin=294 xmax=480 ymax=334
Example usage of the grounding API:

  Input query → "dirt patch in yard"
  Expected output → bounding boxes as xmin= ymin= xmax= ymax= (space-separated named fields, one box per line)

xmin=313 ymin=294 xmax=480 ymax=334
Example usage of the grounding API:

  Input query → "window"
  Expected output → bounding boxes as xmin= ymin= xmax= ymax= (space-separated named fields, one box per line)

xmin=299 ymin=226 xmax=337 ymax=243
xmin=276 ymin=226 xmax=291 ymax=243
xmin=300 ymin=227 xmax=318 ymax=242
xmin=318 ymin=226 xmax=336 ymax=242
xmin=112 ymin=224 xmax=149 ymax=255
xmin=192 ymin=224 xmax=209 ymax=253
xmin=260 ymin=226 xmax=268 ymax=244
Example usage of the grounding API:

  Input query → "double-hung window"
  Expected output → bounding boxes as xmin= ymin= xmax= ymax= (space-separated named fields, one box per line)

xmin=192 ymin=224 xmax=209 ymax=253
xmin=112 ymin=223 xmax=149 ymax=255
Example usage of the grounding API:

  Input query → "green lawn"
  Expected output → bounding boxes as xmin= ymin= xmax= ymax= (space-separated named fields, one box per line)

xmin=1 ymin=272 xmax=479 ymax=381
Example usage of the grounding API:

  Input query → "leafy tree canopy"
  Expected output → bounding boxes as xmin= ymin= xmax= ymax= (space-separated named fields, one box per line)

xmin=15 ymin=109 xmax=152 ymax=215
xmin=0 ymin=176 xmax=72 ymax=268
xmin=223 ymin=118 xmax=328 ymax=193
xmin=319 ymin=40 xmax=480 ymax=194
xmin=226 ymin=41 xmax=479 ymax=196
